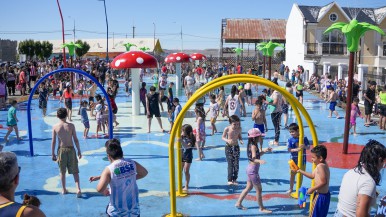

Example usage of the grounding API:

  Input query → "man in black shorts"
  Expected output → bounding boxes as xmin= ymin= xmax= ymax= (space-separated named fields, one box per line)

xmin=363 ymin=81 xmax=376 ymax=127
xmin=146 ymin=86 xmax=165 ymax=133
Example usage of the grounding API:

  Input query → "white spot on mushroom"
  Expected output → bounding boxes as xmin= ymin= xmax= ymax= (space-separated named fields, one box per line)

xmin=173 ymin=53 xmax=177 ymax=55
xmin=192 ymin=56 xmax=196 ymax=59
xmin=176 ymin=56 xmax=181 ymax=61
xmin=115 ymin=59 xmax=124 ymax=67
xmin=136 ymin=57 xmax=144 ymax=64
xmin=132 ymin=54 xmax=135 ymax=56
xmin=165 ymin=58 xmax=168 ymax=62
xmin=170 ymin=57 xmax=174 ymax=59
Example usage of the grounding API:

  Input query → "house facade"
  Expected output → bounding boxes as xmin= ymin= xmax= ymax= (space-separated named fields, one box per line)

xmin=285 ymin=2 xmax=386 ymax=83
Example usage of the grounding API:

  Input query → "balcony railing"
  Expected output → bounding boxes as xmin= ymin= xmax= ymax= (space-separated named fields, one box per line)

xmin=322 ymin=43 xmax=347 ymax=55
xmin=306 ymin=43 xmax=318 ymax=55
xmin=383 ymin=45 xmax=386 ymax=56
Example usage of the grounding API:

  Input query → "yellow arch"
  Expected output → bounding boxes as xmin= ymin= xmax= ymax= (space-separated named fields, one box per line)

xmin=166 ymin=74 xmax=318 ymax=216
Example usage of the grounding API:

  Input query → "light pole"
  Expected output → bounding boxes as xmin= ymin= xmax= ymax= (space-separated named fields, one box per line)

xmin=56 ymin=0 xmax=67 ymax=67
xmin=99 ymin=0 xmax=109 ymax=62
xmin=153 ymin=22 xmax=156 ymax=55
xmin=173 ymin=22 xmax=183 ymax=52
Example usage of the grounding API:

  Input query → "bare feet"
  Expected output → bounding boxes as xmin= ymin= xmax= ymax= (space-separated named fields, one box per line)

xmin=62 ymin=189 xmax=68 ymax=195
xmin=194 ymin=158 xmax=202 ymax=161
xmin=227 ymin=181 xmax=233 ymax=185
xmin=17 ymin=137 xmax=22 ymax=140
xmin=182 ymin=187 xmax=188 ymax=192
xmin=76 ymin=191 xmax=82 ymax=198
xmin=259 ymin=208 xmax=272 ymax=213
xmin=235 ymin=204 xmax=247 ymax=210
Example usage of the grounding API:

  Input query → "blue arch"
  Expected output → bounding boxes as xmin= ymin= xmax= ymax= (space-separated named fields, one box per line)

xmin=27 ymin=68 xmax=114 ymax=156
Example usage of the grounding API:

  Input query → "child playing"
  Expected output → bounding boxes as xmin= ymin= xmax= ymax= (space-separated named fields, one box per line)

xmin=222 ymin=115 xmax=244 ymax=185
xmin=235 ymin=128 xmax=272 ymax=213
xmin=140 ymin=82 xmax=147 ymax=115
xmin=80 ymin=100 xmax=90 ymax=139
xmin=179 ymin=124 xmax=195 ymax=192
xmin=216 ymin=86 xmax=225 ymax=117
xmin=326 ymin=86 xmax=340 ymax=118
xmin=295 ymin=78 xmax=304 ymax=104
xmin=286 ymin=123 xmax=310 ymax=194
xmin=4 ymin=100 xmax=22 ymax=142
xmin=38 ymin=82 xmax=49 ymax=117
xmin=195 ymin=106 xmax=206 ymax=161
xmin=94 ymin=96 xmax=106 ymax=137
xmin=206 ymin=94 xmax=219 ymax=135
xmin=171 ymin=98 xmax=182 ymax=132
xmin=238 ymin=86 xmax=247 ymax=117
xmin=296 ymin=145 xmax=330 ymax=217
xmin=23 ymin=194 xmax=41 ymax=207
xmin=77 ymin=79 xmax=85 ymax=102
xmin=350 ymin=97 xmax=363 ymax=135
xmin=251 ymin=97 xmax=267 ymax=151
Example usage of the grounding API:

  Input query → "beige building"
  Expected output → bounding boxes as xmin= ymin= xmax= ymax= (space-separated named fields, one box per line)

xmin=286 ymin=2 xmax=386 ymax=83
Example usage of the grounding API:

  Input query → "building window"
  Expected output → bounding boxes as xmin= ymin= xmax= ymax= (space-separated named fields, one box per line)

xmin=383 ymin=44 xmax=386 ymax=56
xmin=329 ymin=13 xmax=338 ymax=22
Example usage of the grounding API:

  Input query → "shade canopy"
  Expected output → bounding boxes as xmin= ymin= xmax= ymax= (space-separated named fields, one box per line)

xmin=164 ymin=52 xmax=191 ymax=63
xmin=190 ymin=53 xmax=207 ymax=60
xmin=111 ymin=51 xmax=158 ymax=69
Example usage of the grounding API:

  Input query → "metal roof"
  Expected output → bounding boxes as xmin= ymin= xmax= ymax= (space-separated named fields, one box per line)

xmin=222 ymin=19 xmax=286 ymax=43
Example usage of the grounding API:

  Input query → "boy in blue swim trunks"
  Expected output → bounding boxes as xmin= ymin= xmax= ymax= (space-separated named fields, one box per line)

xmin=326 ymin=86 xmax=340 ymax=118
xmin=296 ymin=145 xmax=330 ymax=217
xmin=252 ymin=97 xmax=267 ymax=151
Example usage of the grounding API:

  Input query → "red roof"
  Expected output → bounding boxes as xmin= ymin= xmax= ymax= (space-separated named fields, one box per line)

xmin=222 ymin=19 xmax=286 ymax=43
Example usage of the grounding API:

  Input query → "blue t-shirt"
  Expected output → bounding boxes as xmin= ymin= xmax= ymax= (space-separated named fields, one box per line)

xmin=287 ymin=136 xmax=310 ymax=165
xmin=80 ymin=107 xmax=89 ymax=123
xmin=7 ymin=106 xmax=17 ymax=126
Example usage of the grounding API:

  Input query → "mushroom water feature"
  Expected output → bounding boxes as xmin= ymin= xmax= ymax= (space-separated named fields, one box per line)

xmin=164 ymin=52 xmax=192 ymax=96
xmin=190 ymin=52 xmax=206 ymax=67
xmin=111 ymin=51 xmax=158 ymax=115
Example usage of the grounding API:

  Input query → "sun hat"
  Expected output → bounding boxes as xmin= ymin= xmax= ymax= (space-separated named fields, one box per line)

xmin=248 ymin=128 xmax=262 ymax=138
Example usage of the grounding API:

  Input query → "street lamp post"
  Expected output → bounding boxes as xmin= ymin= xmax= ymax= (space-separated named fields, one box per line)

xmin=153 ymin=22 xmax=156 ymax=55
xmin=99 ymin=0 xmax=109 ymax=62
xmin=56 ymin=0 xmax=67 ymax=67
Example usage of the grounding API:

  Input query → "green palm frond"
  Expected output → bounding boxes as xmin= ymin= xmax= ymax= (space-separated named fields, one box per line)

xmin=257 ymin=41 xmax=284 ymax=57
xmin=233 ymin=48 xmax=243 ymax=56
xmin=123 ymin=43 xmax=136 ymax=51
xmin=139 ymin=47 xmax=150 ymax=52
xmin=61 ymin=42 xmax=82 ymax=56
xmin=324 ymin=19 xmax=385 ymax=52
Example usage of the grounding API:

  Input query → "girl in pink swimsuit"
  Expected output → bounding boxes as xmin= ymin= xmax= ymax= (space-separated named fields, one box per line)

xmin=350 ymin=97 xmax=363 ymax=135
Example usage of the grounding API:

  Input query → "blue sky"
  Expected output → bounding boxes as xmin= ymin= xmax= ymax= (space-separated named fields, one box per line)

xmin=0 ymin=0 xmax=384 ymax=50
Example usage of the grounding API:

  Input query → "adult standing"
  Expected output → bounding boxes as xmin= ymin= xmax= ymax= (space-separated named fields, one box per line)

xmin=18 ymin=67 xmax=27 ymax=96
xmin=146 ymin=86 xmax=165 ymax=133
xmin=335 ymin=140 xmax=385 ymax=217
xmin=89 ymin=139 xmax=148 ymax=217
xmin=7 ymin=68 xmax=16 ymax=96
xmin=224 ymin=85 xmax=243 ymax=118
xmin=378 ymin=85 xmax=386 ymax=130
xmin=0 ymin=152 xmax=46 ymax=216
xmin=267 ymin=89 xmax=283 ymax=146
xmin=184 ymin=71 xmax=195 ymax=100
xmin=60 ymin=82 xmax=74 ymax=122
xmin=352 ymin=79 xmax=361 ymax=101
xmin=363 ymin=81 xmax=377 ymax=127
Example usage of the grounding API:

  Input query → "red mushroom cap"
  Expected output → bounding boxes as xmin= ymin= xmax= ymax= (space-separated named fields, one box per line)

xmin=111 ymin=51 xmax=158 ymax=69
xmin=190 ymin=53 xmax=206 ymax=61
xmin=164 ymin=52 xmax=192 ymax=63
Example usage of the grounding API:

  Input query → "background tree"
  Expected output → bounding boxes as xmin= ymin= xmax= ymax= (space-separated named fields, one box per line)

xmin=41 ymin=41 xmax=53 ymax=60
xmin=75 ymin=40 xmax=90 ymax=57
xmin=18 ymin=39 xmax=35 ymax=59
xmin=34 ymin=41 xmax=43 ymax=60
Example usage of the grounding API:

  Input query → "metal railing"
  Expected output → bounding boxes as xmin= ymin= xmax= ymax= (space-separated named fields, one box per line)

xmin=322 ymin=43 xmax=347 ymax=55
xmin=306 ymin=43 xmax=318 ymax=55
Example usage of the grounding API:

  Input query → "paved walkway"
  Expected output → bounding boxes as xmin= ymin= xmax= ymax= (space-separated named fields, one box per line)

xmin=0 ymin=75 xmax=384 ymax=216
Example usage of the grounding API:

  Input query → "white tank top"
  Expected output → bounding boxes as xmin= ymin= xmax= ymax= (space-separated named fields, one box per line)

xmin=228 ymin=94 xmax=240 ymax=117
xmin=107 ymin=158 xmax=140 ymax=217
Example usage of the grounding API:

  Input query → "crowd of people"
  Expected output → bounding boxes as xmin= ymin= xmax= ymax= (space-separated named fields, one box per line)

xmin=0 ymin=58 xmax=385 ymax=216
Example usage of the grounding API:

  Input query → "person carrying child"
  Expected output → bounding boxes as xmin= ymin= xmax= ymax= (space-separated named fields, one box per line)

xmin=206 ymin=94 xmax=219 ymax=135
xmin=252 ymin=97 xmax=267 ymax=151
xmin=286 ymin=123 xmax=310 ymax=194
xmin=234 ymin=128 xmax=272 ymax=213
xmin=222 ymin=115 xmax=244 ymax=185
xmin=179 ymin=124 xmax=195 ymax=192
xmin=295 ymin=145 xmax=330 ymax=217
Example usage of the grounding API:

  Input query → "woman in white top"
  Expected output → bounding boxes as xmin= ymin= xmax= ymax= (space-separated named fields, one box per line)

xmin=224 ymin=85 xmax=243 ymax=118
xmin=184 ymin=71 xmax=195 ymax=100
xmin=335 ymin=140 xmax=386 ymax=217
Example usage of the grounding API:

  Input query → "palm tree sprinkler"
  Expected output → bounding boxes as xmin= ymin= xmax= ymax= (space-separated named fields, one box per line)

xmin=324 ymin=19 xmax=384 ymax=154
xmin=61 ymin=42 xmax=82 ymax=86
xmin=139 ymin=47 xmax=150 ymax=52
xmin=123 ymin=43 xmax=136 ymax=51
xmin=257 ymin=41 xmax=284 ymax=80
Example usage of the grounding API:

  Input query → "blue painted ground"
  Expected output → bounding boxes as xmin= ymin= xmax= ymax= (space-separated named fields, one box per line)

xmin=0 ymin=75 xmax=385 ymax=217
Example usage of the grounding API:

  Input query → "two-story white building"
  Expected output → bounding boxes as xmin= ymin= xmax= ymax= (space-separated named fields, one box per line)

xmin=286 ymin=2 xmax=386 ymax=84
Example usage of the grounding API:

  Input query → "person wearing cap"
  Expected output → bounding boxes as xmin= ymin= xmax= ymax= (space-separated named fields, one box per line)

xmin=234 ymin=128 xmax=272 ymax=213
xmin=0 ymin=152 xmax=46 ymax=216
xmin=363 ymin=81 xmax=377 ymax=127
xmin=60 ymin=82 xmax=74 ymax=122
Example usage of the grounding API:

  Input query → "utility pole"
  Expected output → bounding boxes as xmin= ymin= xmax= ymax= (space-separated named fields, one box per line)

xmin=180 ymin=25 xmax=183 ymax=52
xmin=73 ymin=20 xmax=75 ymax=43
xmin=132 ymin=25 xmax=135 ymax=38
